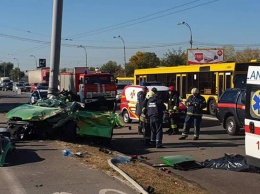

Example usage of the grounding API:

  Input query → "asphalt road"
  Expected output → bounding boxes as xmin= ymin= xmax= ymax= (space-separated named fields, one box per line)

xmin=111 ymin=108 xmax=260 ymax=194
xmin=1 ymin=91 xmax=260 ymax=194
xmin=0 ymin=91 xmax=138 ymax=194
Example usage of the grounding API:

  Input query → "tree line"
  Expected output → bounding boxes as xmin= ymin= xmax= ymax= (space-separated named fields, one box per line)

xmin=99 ymin=46 xmax=260 ymax=77
xmin=0 ymin=62 xmax=24 ymax=81
xmin=1 ymin=46 xmax=259 ymax=80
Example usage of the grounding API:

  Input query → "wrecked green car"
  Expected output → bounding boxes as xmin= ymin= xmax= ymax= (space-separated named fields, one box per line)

xmin=6 ymin=98 xmax=123 ymax=142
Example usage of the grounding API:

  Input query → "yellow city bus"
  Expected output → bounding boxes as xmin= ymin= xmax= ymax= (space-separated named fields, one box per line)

xmin=134 ymin=61 xmax=260 ymax=115
xmin=116 ymin=77 xmax=134 ymax=85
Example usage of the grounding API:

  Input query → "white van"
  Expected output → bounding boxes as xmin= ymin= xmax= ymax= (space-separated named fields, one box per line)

xmin=119 ymin=85 xmax=186 ymax=123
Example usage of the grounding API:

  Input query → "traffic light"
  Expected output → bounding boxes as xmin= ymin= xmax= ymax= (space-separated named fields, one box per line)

xmin=39 ymin=59 xmax=46 ymax=68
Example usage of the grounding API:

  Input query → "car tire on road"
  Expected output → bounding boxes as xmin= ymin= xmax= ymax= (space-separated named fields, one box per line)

xmin=226 ymin=116 xmax=239 ymax=135
xmin=122 ymin=110 xmax=132 ymax=123
xmin=209 ymin=99 xmax=216 ymax=116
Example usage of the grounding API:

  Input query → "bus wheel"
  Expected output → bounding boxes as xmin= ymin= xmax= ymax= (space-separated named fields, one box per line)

xmin=226 ymin=116 xmax=239 ymax=135
xmin=122 ymin=110 xmax=132 ymax=123
xmin=208 ymin=99 xmax=216 ymax=116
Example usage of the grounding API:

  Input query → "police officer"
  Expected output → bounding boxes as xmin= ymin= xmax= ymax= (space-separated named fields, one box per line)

xmin=179 ymin=88 xmax=206 ymax=140
xmin=166 ymin=86 xmax=180 ymax=135
xmin=135 ymin=86 xmax=148 ymax=134
xmin=147 ymin=87 xmax=166 ymax=148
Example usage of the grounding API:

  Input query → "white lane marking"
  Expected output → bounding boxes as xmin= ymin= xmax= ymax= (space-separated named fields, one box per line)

xmin=99 ymin=189 xmax=127 ymax=194
xmin=0 ymin=168 xmax=27 ymax=194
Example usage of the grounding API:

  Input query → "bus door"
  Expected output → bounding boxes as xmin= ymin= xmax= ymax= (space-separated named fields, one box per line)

xmin=217 ymin=73 xmax=224 ymax=96
xmin=176 ymin=74 xmax=187 ymax=98
xmin=136 ymin=75 xmax=147 ymax=85
xmin=225 ymin=72 xmax=232 ymax=89
xmin=139 ymin=76 xmax=147 ymax=83
xmin=216 ymin=72 xmax=232 ymax=96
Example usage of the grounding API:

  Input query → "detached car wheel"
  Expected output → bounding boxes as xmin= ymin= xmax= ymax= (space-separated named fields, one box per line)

xmin=226 ymin=116 xmax=239 ymax=135
xmin=122 ymin=110 xmax=132 ymax=123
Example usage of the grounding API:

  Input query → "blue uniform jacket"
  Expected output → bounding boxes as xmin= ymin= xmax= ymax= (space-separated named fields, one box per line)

xmin=185 ymin=94 xmax=206 ymax=116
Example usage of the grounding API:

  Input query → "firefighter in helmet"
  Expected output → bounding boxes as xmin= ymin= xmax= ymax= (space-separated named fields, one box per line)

xmin=179 ymin=87 xmax=206 ymax=140
xmin=140 ymin=90 xmax=154 ymax=146
xmin=135 ymin=86 xmax=148 ymax=134
xmin=166 ymin=85 xmax=180 ymax=135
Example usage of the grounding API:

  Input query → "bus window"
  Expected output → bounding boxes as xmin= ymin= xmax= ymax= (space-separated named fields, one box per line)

xmin=177 ymin=75 xmax=181 ymax=94
xmin=168 ymin=74 xmax=176 ymax=87
xmin=219 ymin=74 xmax=224 ymax=95
xmin=225 ymin=72 xmax=231 ymax=89
xmin=187 ymin=73 xmax=196 ymax=91
xmin=183 ymin=75 xmax=187 ymax=98
xmin=199 ymin=72 xmax=214 ymax=94
xmin=234 ymin=74 xmax=247 ymax=88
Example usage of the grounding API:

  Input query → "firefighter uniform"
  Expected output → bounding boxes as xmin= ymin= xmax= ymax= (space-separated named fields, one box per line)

xmin=166 ymin=86 xmax=180 ymax=135
xmin=179 ymin=88 xmax=206 ymax=140
xmin=135 ymin=87 xmax=148 ymax=134
xmin=147 ymin=89 xmax=166 ymax=148
xmin=140 ymin=97 xmax=150 ymax=146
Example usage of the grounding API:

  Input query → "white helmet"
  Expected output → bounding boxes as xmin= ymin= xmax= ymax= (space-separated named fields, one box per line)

xmin=191 ymin=88 xmax=199 ymax=94
xmin=146 ymin=91 xmax=154 ymax=99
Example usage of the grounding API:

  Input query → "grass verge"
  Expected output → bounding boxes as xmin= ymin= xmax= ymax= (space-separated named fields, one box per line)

xmin=58 ymin=141 xmax=208 ymax=194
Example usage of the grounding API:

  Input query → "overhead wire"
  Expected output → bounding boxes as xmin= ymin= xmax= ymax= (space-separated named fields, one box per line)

xmin=1 ymin=0 xmax=258 ymax=58
xmin=66 ymin=0 xmax=221 ymax=39
xmin=65 ymin=0 xmax=202 ymax=39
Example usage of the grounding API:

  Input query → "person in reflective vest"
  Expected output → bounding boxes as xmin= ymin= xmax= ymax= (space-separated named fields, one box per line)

xmin=147 ymin=87 xmax=166 ymax=148
xmin=135 ymin=86 xmax=148 ymax=134
xmin=179 ymin=88 xmax=206 ymax=140
xmin=165 ymin=86 xmax=180 ymax=135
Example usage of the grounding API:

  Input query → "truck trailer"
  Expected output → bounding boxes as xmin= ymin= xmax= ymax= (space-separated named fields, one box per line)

xmin=27 ymin=68 xmax=50 ymax=84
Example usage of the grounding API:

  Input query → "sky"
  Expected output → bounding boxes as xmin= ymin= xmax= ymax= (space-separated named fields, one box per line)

xmin=0 ymin=0 xmax=260 ymax=71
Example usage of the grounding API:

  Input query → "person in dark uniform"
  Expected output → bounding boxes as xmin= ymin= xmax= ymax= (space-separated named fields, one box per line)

xmin=179 ymin=88 xmax=206 ymax=140
xmin=165 ymin=86 xmax=180 ymax=135
xmin=146 ymin=88 xmax=166 ymax=148
xmin=135 ymin=86 xmax=148 ymax=134
xmin=140 ymin=90 xmax=153 ymax=146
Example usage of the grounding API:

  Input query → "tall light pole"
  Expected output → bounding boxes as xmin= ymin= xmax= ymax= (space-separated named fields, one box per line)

xmin=13 ymin=57 xmax=20 ymax=81
xmin=13 ymin=57 xmax=19 ymax=69
xmin=30 ymin=55 xmax=37 ymax=68
xmin=178 ymin=21 xmax=193 ymax=49
xmin=114 ymin=35 xmax=126 ymax=77
xmin=78 ymin=45 xmax=87 ymax=67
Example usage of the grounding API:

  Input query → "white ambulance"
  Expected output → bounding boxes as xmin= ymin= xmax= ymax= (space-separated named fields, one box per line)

xmin=245 ymin=66 xmax=260 ymax=168
xmin=119 ymin=85 xmax=187 ymax=123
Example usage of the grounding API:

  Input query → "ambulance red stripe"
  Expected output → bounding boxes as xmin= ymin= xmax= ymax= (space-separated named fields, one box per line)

xmin=217 ymin=103 xmax=245 ymax=109
xmin=244 ymin=124 xmax=260 ymax=135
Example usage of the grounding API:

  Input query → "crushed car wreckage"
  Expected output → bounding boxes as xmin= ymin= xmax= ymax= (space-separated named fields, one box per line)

xmin=6 ymin=90 xmax=123 ymax=142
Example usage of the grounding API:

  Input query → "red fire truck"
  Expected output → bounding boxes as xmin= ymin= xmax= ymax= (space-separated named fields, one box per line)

xmin=59 ymin=68 xmax=117 ymax=108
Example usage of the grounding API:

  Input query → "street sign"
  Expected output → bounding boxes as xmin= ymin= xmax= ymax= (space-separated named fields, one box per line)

xmin=39 ymin=59 xmax=46 ymax=68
